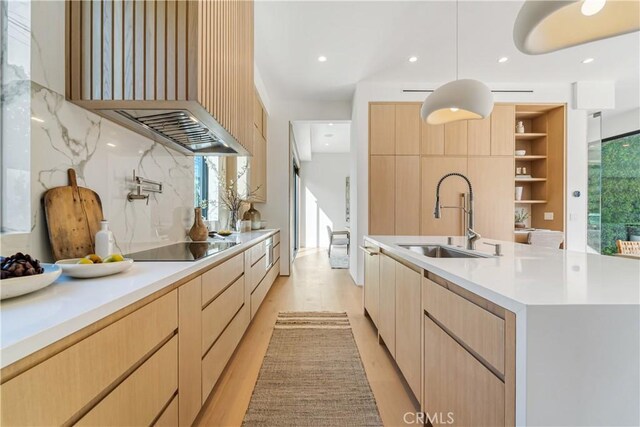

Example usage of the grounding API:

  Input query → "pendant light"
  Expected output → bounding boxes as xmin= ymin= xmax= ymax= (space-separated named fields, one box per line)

xmin=513 ymin=0 xmax=640 ymax=55
xmin=421 ymin=0 xmax=494 ymax=125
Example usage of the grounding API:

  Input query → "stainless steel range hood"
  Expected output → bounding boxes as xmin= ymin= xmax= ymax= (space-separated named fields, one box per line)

xmin=65 ymin=0 xmax=254 ymax=156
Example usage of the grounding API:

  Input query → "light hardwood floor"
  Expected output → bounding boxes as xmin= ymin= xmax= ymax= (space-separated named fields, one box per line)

xmin=195 ymin=248 xmax=418 ymax=426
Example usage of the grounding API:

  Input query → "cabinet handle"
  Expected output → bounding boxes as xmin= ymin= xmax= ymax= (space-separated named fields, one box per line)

xmin=359 ymin=246 xmax=379 ymax=256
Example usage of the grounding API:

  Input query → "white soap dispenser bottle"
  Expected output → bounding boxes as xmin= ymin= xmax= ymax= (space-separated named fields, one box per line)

xmin=95 ymin=220 xmax=114 ymax=258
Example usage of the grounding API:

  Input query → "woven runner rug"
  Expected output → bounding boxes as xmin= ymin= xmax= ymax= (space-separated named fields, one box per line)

xmin=242 ymin=312 xmax=383 ymax=426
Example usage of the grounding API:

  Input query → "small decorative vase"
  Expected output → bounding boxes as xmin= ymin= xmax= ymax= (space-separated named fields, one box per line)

xmin=515 ymin=186 xmax=524 ymax=201
xmin=516 ymin=121 xmax=525 ymax=134
xmin=515 ymin=222 xmax=526 ymax=229
xmin=247 ymin=204 xmax=261 ymax=230
xmin=227 ymin=209 xmax=240 ymax=231
xmin=189 ymin=208 xmax=209 ymax=241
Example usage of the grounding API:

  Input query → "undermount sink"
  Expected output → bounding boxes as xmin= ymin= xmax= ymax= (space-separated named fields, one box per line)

xmin=398 ymin=244 xmax=492 ymax=258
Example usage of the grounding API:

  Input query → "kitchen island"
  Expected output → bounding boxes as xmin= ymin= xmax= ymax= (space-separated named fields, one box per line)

xmin=0 ymin=229 xmax=280 ymax=426
xmin=363 ymin=235 xmax=639 ymax=427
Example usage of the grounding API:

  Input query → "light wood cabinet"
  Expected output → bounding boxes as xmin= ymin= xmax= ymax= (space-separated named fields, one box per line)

xmin=423 ymin=315 xmax=505 ymax=427
xmin=250 ymin=118 xmax=267 ymax=202
xmin=369 ymin=155 xmax=396 ymax=235
xmin=491 ymin=105 xmax=516 ymax=156
xmin=378 ymin=254 xmax=397 ymax=357
xmin=395 ymin=104 xmax=421 ymax=155
xmin=202 ymin=276 xmax=245 ymax=354
xmin=468 ymin=157 xmax=514 ymax=241
xmin=370 ymin=104 xmax=396 ymax=155
xmin=467 ymin=116 xmax=491 ymax=156
xmin=421 ymin=156 xmax=468 ymax=236
xmin=178 ymin=277 xmax=203 ymax=426
xmin=394 ymin=262 xmax=421 ymax=401
xmin=444 ymin=121 xmax=468 ymax=156
xmin=155 ymin=396 xmax=179 ymax=427
xmin=363 ymin=244 xmax=380 ymax=327
xmin=395 ymin=156 xmax=421 ymax=235
xmin=421 ymin=122 xmax=445 ymax=155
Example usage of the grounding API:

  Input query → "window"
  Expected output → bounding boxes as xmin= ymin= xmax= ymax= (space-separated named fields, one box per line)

xmin=194 ymin=157 xmax=221 ymax=222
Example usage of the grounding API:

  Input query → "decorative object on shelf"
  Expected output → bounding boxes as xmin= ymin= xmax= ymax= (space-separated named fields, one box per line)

xmin=515 ymin=186 xmax=524 ymax=201
xmin=189 ymin=208 xmax=209 ymax=241
xmin=515 ymin=149 xmax=526 ymax=156
xmin=420 ymin=0 xmax=493 ymax=125
xmin=516 ymin=121 xmax=525 ymax=134
xmin=127 ymin=170 xmax=163 ymax=204
xmin=513 ymin=0 xmax=639 ymax=54
xmin=515 ymin=208 xmax=529 ymax=228
xmin=239 ymin=220 xmax=252 ymax=232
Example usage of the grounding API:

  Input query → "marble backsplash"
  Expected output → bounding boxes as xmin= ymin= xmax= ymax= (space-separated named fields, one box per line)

xmin=1 ymin=82 xmax=195 ymax=261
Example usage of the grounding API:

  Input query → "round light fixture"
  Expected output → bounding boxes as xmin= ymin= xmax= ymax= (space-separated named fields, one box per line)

xmin=582 ymin=57 xmax=595 ymax=64
xmin=498 ymin=56 xmax=509 ymax=63
xmin=513 ymin=0 xmax=640 ymax=54
xmin=318 ymin=55 xmax=327 ymax=62
xmin=581 ymin=0 xmax=606 ymax=16
xmin=409 ymin=56 xmax=418 ymax=63
xmin=421 ymin=79 xmax=494 ymax=125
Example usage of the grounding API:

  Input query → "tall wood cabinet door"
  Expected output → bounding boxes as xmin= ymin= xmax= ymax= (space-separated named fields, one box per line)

xmin=370 ymin=156 xmax=395 ymax=235
xmin=467 ymin=116 xmax=491 ymax=156
xmin=379 ymin=254 xmax=396 ymax=357
xmin=421 ymin=123 xmax=445 ymax=155
xmin=423 ymin=315 xmax=505 ymax=427
xmin=421 ymin=157 xmax=468 ymax=235
xmin=251 ymin=126 xmax=267 ymax=202
xmin=178 ymin=277 xmax=202 ymax=427
xmin=491 ymin=105 xmax=516 ymax=156
xmin=395 ymin=104 xmax=421 ymax=155
xmin=395 ymin=156 xmax=421 ymax=235
xmin=363 ymin=246 xmax=380 ymax=327
xmin=395 ymin=262 xmax=422 ymax=401
xmin=444 ymin=121 xmax=468 ymax=156
xmin=468 ymin=157 xmax=514 ymax=241
xmin=370 ymin=104 xmax=396 ymax=155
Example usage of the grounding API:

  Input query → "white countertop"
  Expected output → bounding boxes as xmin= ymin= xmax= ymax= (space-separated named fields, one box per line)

xmin=0 ymin=230 xmax=278 ymax=369
xmin=365 ymin=235 xmax=640 ymax=312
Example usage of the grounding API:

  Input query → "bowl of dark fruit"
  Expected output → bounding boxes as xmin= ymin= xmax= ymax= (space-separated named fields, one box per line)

xmin=0 ymin=253 xmax=61 ymax=300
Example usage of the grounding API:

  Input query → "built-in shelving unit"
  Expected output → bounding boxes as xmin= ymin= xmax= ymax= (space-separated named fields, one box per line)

xmin=513 ymin=104 xmax=566 ymax=238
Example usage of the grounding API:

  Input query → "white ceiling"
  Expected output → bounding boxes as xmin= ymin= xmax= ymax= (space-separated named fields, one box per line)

xmin=255 ymin=1 xmax=640 ymax=109
xmin=292 ymin=121 xmax=351 ymax=161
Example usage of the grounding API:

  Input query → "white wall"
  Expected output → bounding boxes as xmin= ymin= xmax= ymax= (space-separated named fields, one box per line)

xmin=350 ymin=80 xmax=591 ymax=285
xmin=300 ymin=154 xmax=350 ymax=248
xmin=255 ymin=98 xmax=352 ymax=275
xmin=602 ymin=107 xmax=640 ymax=139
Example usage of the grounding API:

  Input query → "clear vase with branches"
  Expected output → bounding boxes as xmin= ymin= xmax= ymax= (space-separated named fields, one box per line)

xmin=200 ymin=159 xmax=261 ymax=232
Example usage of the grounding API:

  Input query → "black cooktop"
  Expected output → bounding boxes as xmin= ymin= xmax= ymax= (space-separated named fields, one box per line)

xmin=126 ymin=241 xmax=238 ymax=261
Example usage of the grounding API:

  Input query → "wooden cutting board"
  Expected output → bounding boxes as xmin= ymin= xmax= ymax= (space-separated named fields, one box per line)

xmin=44 ymin=169 xmax=104 ymax=261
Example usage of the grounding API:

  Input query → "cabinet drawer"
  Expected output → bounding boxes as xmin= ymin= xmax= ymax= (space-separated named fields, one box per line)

xmin=202 ymin=275 xmax=245 ymax=355
xmin=0 ymin=291 xmax=177 ymax=426
xmin=250 ymin=254 xmax=269 ymax=293
xmin=202 ymin=305 xmax=250 ymax=401
xmin=423 ymin=315 xmax=505 ymax=427
xmin=202 ymin=253 xmax=244 ymax=306
xmin=250 ymin=239 xmax=267 ymax=265
xmin=272 ymin=232 xmax=280 ymax=246
xmin=274 ymin=242 xmax=280 ymax=262
xmin=154 ymin=395 xmax=178 ymax=427
xmin=423 ymin=277 xmax=505 ymax=374
xmin=251 ymin=263 xmax=279 ymax=318
xmin=77 ymin=336 xmax=178 ymax=426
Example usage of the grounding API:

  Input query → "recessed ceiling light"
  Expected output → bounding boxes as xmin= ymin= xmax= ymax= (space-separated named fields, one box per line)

xmin=107 ymin=143 xmax=116 ymax=147
xmin=498 ymin=56 xmax=509 ymax=63
xmin=581 ymin=0 xmax=606 ymax=16
xmin=449 ymin=107 xmax=459 ymax=112
xmin=409 ymin=56 xmax=418 ymax=63
xmin=318 ymin=55 xmax=327 ymax=62
xmin=328 ymin=123 xmax=334 ymax=126
xmin=582 ymin=57 xmax=595 ymax=64
xmin=325 ymin=143 xmax=329 ymax=146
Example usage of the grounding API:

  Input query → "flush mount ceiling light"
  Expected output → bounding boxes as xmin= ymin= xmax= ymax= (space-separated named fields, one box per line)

xmin=409 ymin=56 xmax=418 ymax=63
xmin=498 ymin=56 xmax=509 ymax=63
xmin=317 ymin=55 xmax=327 ymax=62
xmin=421 ymin=1 xmax=494 ymax=125
xmin=513 ymin=0 xmax=640 ymax=55
xmin=582 ymin=57 xmax=595 ymax=63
